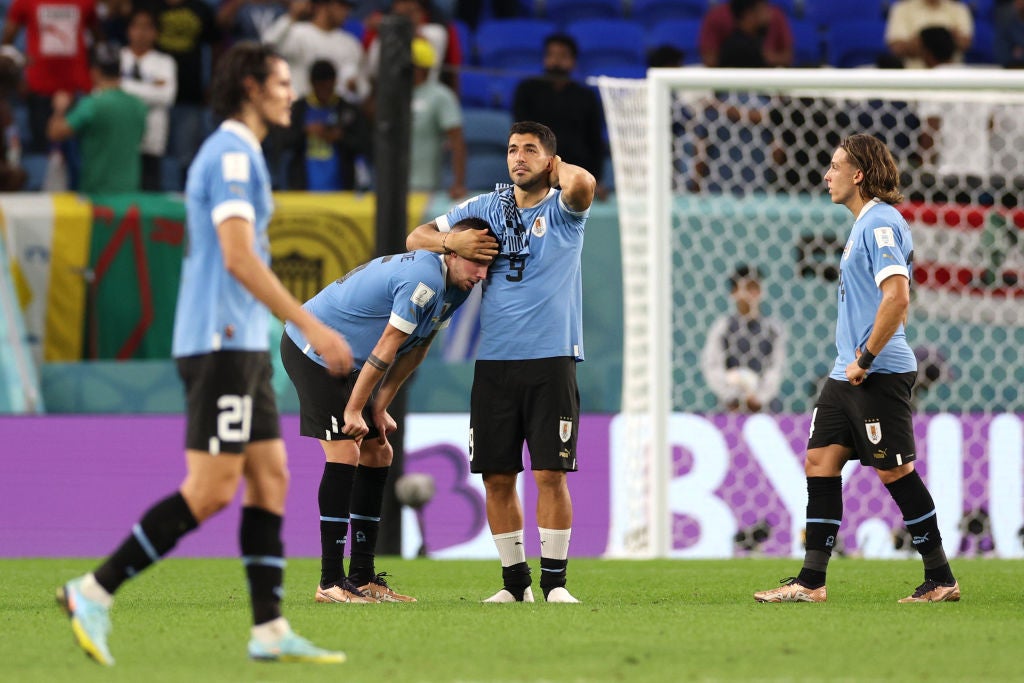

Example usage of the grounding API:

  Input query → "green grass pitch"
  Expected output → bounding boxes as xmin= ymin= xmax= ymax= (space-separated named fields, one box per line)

xmin=3 ymin=557 xmax=1021 ymax=682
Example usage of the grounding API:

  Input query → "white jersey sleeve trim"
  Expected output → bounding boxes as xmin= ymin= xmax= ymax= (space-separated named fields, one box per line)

xmin=212 ymin=199 xmax=256 ymax=227
xmin=435 ymin=214 xmax=452 ymax=232
xmin=389 ymin=311 xmax=418 ymax=334
xmin=875 ymin=264 xmax=909 ymax=287
xmin=557 ymin=192 xmax=588 ymax=217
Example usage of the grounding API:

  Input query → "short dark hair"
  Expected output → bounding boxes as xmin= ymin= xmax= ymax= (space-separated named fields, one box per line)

xmin=91 ymin=41 xmax=122 ymax=78
xmin=128 ymin=6 xmax=157 ymax=26
xmin=450 ymin=216 xmax=495 ymax=238
xmin=729 ymin=0 xmax=764 ymax=21
xmin=310 ymin=59 xmax=337 ymax=83
xmin=920 ymin=26 xmax=956 ymax=64
xmin=647 ymin=44 xmax=685 ymax=68
xmin=728 ymin=263 xmax=764 ymax=290
xmin=508 ymin=121 xmax=557 ymax=155
xmin=210 ymin=42 xmax=283 ymax=120
xmin=543 ymin=33 xmax=578 ymax=59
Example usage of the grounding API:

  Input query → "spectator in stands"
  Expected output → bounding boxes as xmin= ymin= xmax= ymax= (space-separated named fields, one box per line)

xmin=2 ymin=0 xmax=98 ymax=153
xmin=885 ymin=0 xmax=973 ymax=68
xmin=364 ymin=0 xmax=463 ymax=92
xmin=917 ymin=26 xmax=992 ymax=179
xmin=701 ymin=264 xmax=787 ymax=413
xmin=0 ymin=54 xmax=26 ymax=190
xmin=512 ymin=34 xmax=608 ymax=200
xmin=216 ymin=0 xmax=288 ymax=43
xmin=995 ymin=0 xmax=1024 ymax=68
xmin=700 ymin=0 xmax=793 ymax=68
xmin=120 ymin=7 xmax=177 ymax=191
xmin=264 ymin=0 xmax=368 ymax=103
xmin=46 ymin=42 xmax=147 ymax=194
xmin=409 ymin=37 xmax=465 ymax=198
xmin=647 ymin=44 xmax=686 ymax=68
xmin=286 ymin=59 xmax=371 ymax=191
xmin=149 ymin=0 xmax=221 ymax=185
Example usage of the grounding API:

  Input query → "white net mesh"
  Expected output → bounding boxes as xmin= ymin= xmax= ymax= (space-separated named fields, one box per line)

xmin=599 ymin=69 xmax=1024 ymax=559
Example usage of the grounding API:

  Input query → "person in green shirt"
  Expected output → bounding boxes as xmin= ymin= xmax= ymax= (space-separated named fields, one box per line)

xmin=47 ymin=41 xmax=147 ymax=194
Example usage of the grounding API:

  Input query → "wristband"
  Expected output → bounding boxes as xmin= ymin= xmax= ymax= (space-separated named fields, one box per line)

xmin=857 ymin=348 xmax=876 ymax=370
xmin=441 ymin=232 xmax=452 ymax=254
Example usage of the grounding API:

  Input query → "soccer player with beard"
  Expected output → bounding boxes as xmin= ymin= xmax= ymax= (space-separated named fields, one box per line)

xmin=407 ymin=120 xmax=596 ymax=603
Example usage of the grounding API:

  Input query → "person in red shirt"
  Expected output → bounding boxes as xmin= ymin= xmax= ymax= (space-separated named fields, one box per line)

xmin=699 ymin=0 xmax=793 ymax=68
xmin=2 ymin=0 xmax=98 ymax=152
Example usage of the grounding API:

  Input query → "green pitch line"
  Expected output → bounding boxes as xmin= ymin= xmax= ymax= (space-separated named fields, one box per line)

xmin=3 ymin=557 xmax=1021 ymax=682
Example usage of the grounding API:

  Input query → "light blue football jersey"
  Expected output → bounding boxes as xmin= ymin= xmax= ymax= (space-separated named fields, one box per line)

xmin=172 ymin=121 xmax=275 ymax=357
xmin=830 ymin=199 xmax=918 ymax=380
xmin=285 ymin=251 xmax=469 ymax=369
xmin=436 ymin=186 xmax=589 ymax=361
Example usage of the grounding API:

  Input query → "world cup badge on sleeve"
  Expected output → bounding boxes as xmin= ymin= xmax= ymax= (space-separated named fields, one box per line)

xmin=558 ymin=418 xmax=572 ymax=444
xmin=865 ymin=419 xmax=882 ymax=445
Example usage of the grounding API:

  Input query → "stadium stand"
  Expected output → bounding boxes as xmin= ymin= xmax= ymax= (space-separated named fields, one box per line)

xmin=542 ymin=0 xmax=624 ymax=24
xmin=827 ymin=19 xmax=890 ymax=67
xmin=805 ymin=0 xmax=890 ymax=26
xmin=643 ymin=19 xmax=703 ymax=65
xmin=966 ymin=20 xmax=996 ymax=64
xmin=567 ymin=19 xmax=646 ymax=73
xmin=460 ymin=107 xmax=512 ymax=189
xmin=789 ymin=19 xmax=825 ymax=66
xmin=629 ymin=0 xmax=709 ymax=25
xmin=475 ymin=18 xmax=556 ymax=73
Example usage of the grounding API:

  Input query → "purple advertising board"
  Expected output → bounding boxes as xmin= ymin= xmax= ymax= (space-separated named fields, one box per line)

xmin=1 ymin=413 xmax=1021 ymax=559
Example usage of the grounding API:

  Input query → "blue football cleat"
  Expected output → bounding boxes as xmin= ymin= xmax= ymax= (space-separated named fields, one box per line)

xmin=56 ymin=577 xmax=114 ymax=666
xmin=248 ymin=630 xmax=347 ymax=664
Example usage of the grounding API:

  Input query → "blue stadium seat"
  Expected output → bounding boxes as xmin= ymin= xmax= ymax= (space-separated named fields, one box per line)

xmin=451 ymin=18 xmax=473 ymax=65
xmin=964 ymin=0 xmax=994 ymax=20
xmin=630 ymin=0 xmax=709 ymax=26
xmin=543 ymin=0 xmax=623 ymax=24
xmin=567 ymin=19 xmax=646 ymax=72
xmin=475 ymin=19 xmax=556 ymax=75
xmin=789 ymin=19 xmax=824 ymax=66
xmin=644 ymin=19 xmax=703 ymax=65
xmin=805 ymin=0 xmax=889 ymax=27
xmin=827 ymin=19 xmax=889 ymax=67
xmin=462 ymin=108 xmax=513 ymax=190
xmin=460 ymin=70 xmax=519 ymax=109
xmin=965 ymin=20 xmax=995 ymax=64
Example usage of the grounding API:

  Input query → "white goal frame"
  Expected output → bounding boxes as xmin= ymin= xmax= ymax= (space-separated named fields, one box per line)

xmin=599 ymin=68 xmax=1024 ymax=559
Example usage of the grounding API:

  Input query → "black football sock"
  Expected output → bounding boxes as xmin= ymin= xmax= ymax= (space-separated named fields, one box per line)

xmin=318 ymin=462 xmax=356 ymax=588
xmin=240 ymin=506 xmax=285 ymax=626
xmin=93 ymin=491 xmax=198 ymax=595
xmin=348 ymin=465 xmax=389 ymax=586
xmin=502 ymin=562 xmax=532 ymax=600
xmin=539 ymin=558 xmax=568 ymax=598
xmin=886 ymin=471 xmax=955 ymax=584
xmin=797 ymin=476 xmax=842 ymax=588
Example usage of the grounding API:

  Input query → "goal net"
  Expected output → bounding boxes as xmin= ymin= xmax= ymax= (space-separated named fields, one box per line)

xmin=597 ymin=69 xmax=1024 ymax=559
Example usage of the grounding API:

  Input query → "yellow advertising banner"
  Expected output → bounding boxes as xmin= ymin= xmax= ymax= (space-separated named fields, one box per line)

xmin=268 ymin=192 xmax=429 ymax=302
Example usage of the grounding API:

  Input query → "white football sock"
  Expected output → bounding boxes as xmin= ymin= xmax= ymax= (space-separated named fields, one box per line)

xmin=492 ymin=530 xmax=526 ymax=566
xmin=539 ymin=527 xmax=571 ymax=561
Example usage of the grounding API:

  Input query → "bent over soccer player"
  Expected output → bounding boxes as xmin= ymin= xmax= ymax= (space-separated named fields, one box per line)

xmin=754 ymin=133 xmax=959 ymax=604
xmin=280 ymin=218 xmax=495 ymax=604
xmin=407 ymin=121 xmax=596 ymax=603
xmin=57 ymin=42 xmax=353 ymax=665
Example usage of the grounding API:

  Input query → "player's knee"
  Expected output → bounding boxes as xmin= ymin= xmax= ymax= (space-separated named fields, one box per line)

xmin=483 ymin=472 xmax=518 ymax=497
xmin=533 ymin=469 xmax=569 ymax=493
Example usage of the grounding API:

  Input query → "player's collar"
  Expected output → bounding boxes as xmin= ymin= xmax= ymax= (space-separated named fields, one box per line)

xmin=856 ymin=197 xmax=882 ymax=222
xmin=220 ymin=120 xmax=262 ymax=153
xmin=437 ymin=252 xmax=448 ymax=288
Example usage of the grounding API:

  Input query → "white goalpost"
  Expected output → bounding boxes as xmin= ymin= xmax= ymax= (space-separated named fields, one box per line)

xmin=598 ymin=69 xmax=1024 ymax=559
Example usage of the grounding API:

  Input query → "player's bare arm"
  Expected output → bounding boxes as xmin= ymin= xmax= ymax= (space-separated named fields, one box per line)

xmin=845 ymin=273 xmax=910 ymax=385
xmin=217 ymin=216 xmax=353 ymax=375
xmin=406 ymin=220 xmax=499 ymax=262
xmin=550 ymin=155 xmax=596 ymax=213
xmin=370 ymin=342 xmax=431 ymax=444
xmin=342 ymin=324 xmax=408 ymax=440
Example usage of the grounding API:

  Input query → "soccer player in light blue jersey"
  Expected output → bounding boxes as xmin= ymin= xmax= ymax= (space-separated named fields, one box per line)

xmin=280 ymin=217 xmax=494 ymax=604
xmin=755 ymin=134 xmax=959 ymax=605
xmin=407 ymin=121 xmax=596 ymax=604
xmin=56 ymin=43 xmax=353 ymax=666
